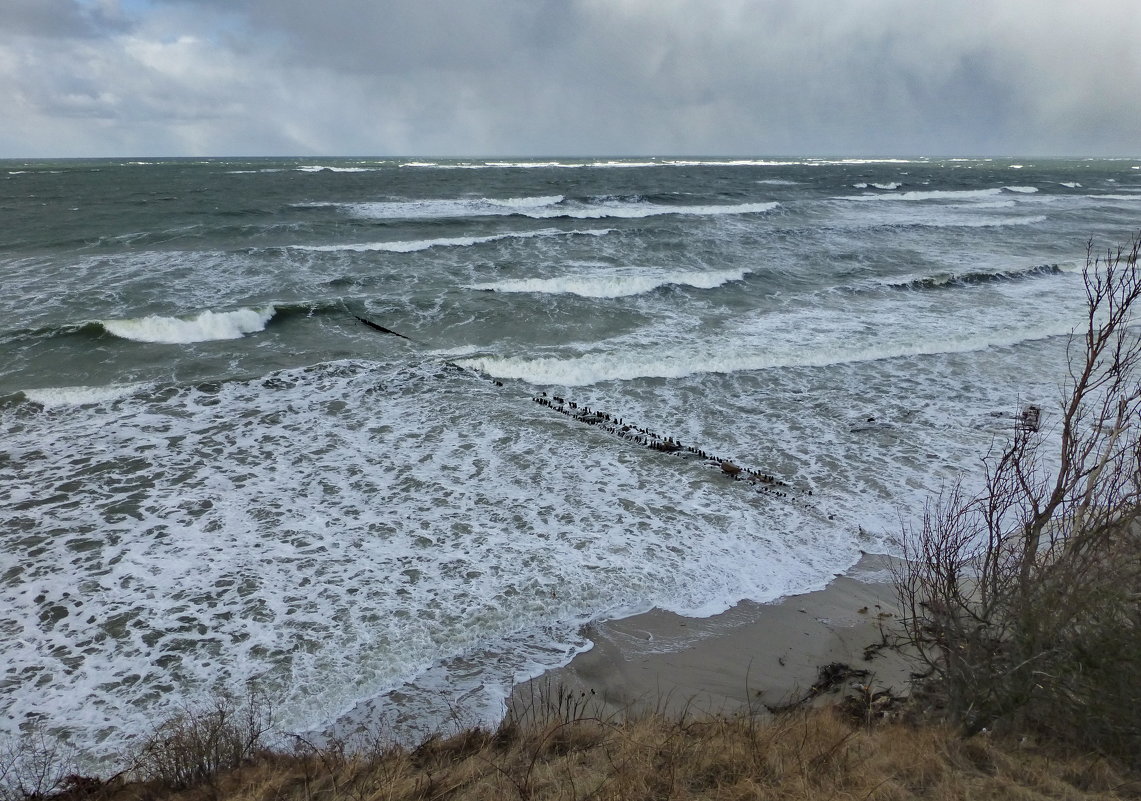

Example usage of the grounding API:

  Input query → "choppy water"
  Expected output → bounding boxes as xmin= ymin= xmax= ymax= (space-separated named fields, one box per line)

xmin=2 ymin=156 xmax=1139 ymax=760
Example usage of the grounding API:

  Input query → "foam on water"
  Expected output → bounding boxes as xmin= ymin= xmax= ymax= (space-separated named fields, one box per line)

xmin=100 ymin=307 xmax=276 ymax=344
xmin=0 ymin=359 xmax=859 ymax=758
xmin=458 ymin=272 xmax=1086 ymax=385
xmin=4 ymin=156 xmax=1133 ymax=766
xmin=466 ymin=268 xmax=750 ymax=298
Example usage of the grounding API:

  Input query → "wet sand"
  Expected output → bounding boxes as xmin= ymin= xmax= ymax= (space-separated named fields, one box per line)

xmin=510 ymin=553 xmax=911 ymax=721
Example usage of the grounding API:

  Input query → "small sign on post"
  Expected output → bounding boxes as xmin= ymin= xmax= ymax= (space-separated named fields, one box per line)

xmin=1018 ymin=404 xmax=1041 ymax=432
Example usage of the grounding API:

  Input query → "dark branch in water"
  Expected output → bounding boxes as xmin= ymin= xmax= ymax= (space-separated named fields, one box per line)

xmin=353 ymin=314 xmax=415 ymax=342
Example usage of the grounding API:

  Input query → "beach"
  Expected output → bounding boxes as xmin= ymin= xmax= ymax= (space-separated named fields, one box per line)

xmin=511 ymin=553 xmax=912 ymax=722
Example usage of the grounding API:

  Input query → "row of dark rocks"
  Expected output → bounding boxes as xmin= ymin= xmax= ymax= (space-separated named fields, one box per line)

xmin=531 ymin=392 xmax=803 ymax=499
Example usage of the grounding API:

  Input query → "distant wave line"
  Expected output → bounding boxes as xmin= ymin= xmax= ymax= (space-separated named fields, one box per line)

xmin=456 ymin=323 xmax=1076 ymax=386
xmin=466 ymin=268 xmax=751 ymax=298
xmin=341 ymin=197 xmax=779 ymax=222
xmin=837 ymin=187 xmax=1039 ymax=202
xmin=289 ymin=227 xmax=612 ymax=253
xmin=876 ymin=263 xmax=1072 ymax=292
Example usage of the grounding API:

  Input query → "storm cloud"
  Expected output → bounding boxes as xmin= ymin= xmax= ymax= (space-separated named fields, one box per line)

xmin=1 ymin=0 xmax=1138 ymax=156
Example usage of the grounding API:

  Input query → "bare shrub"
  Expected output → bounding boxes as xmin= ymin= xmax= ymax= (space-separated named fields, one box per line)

xmin=0 ymin=727 xmax=79 ymax=801
xmin=896 ymin=235 xmax=1141 ymax=763
xmin=130 ymin=689 xmax=274 ymax=791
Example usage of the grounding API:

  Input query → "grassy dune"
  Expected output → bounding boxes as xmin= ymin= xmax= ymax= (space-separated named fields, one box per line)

xmin=7 ymin=696 xmax=1137 ymax=801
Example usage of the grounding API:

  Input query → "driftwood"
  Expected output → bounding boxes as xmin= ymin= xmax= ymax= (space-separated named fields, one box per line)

xmin=353 ymin=314 xmax=416 ymax=341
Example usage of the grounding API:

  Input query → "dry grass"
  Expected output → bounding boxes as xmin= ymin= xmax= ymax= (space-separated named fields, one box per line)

xmin=22 ymin=705 xmax=1136 ymax=801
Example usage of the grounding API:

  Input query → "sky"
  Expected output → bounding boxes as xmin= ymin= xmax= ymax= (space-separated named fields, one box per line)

xmin=1 ymin=0 xmax=1139 ymax=158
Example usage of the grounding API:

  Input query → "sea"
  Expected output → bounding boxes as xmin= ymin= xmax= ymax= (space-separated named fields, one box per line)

xmin=2 ymin=155 xmax=1139 ymax=763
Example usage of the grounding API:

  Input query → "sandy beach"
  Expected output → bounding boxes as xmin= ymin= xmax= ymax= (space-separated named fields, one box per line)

xmin=510 ymin=553 xmax=912 ymax=721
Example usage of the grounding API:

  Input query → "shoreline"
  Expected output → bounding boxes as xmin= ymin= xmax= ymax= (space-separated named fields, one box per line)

xmin=509 ymin=552 xmax=911 ymax=721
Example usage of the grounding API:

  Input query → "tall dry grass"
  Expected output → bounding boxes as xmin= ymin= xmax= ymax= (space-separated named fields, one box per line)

xmin=6 ymin=699 xmax=1136 ymax=801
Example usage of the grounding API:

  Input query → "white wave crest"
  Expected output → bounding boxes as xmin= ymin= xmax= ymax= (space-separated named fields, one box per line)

xmin=342 ymin=197 xmax=778 ymax=222
xmin=292 ymin=227 xmax=612 ymax=253
xmin=296 ymin=165 xmax=374 ymax=173
xmin=840 ymin=186 xmax=1039 ymax=203
xmin=488 ymin=194 xmax=565 ymax=208
xmin=560 ymin=200 xmax=779 ymax=220
xmin=467 ymin=268 xmax=750 ymax=299
xmin=101 ymin=306 xmax=276 ymax=344
xmin=456 ymin=320 xmax=1077 ymax=386
xmin=23 ymin=383 xmax=147 ymax=408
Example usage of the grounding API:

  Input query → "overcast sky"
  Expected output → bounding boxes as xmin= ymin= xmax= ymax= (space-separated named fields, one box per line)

xmin=2 ymin=0 xmax=1138 ymax=158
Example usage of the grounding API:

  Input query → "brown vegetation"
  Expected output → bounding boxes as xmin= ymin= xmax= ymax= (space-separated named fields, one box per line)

xmin=5 ymin=700 xmax=1139 ymax=801
xmin=896 ymin=234 xmax=1141 ymax=763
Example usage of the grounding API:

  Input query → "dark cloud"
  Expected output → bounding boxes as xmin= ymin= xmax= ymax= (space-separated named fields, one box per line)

xmin=1 ymin=0 xmax=1138 ymax=156
xmin=0 ymin=0 xmax=128 ymax=38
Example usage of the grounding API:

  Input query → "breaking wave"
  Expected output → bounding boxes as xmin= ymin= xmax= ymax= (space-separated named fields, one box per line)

xmin=342 ymin=196 xmax=779 ymax=222
xmin=839 ymin=187 xmax=1039 ymax=202
xmin=878 ymin=263 xmax=1068 ymax=291
xmin=467 ymin=268 xmax=751 ymax=299
xmin=100 ymin=306 xmax=276 ymax=344
xmin=456 ymin=322 xmax=1077 ymax=386
xmin=290 ymin=227 xmax=612 ymax=253
xmin=22 ymin=383 xmax=148 ymax=408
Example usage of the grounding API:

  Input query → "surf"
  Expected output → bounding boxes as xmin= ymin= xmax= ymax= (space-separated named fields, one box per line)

xmin=100 ymin=306 xmax=276 ymax=344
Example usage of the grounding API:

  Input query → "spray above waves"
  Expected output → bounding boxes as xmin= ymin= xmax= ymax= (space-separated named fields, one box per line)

xmin=339 ymin=196 xmax=779 ymax=222
xmin=289 ymin=227 xmax=612 ymax=253
xmin=100 ymin=306 xmax=276 ymax=344
xmin=466 ymin=268 xmax=751 ymax=299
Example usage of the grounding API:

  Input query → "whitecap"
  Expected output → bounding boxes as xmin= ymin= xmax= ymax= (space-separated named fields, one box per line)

xmin=291 ymin=227 xmax=611 ymax=253
xmin=101 ymin=306 xmax=276 ymax=344
xmin=839 ymin=188 xmax=1005 ymax=202
xmin=467 ymin=268 xmax=750 ymax=299
xmin=457 ymin=320 xmax=1078 ymax=386
xmin=22 ymin=383 xmax=147 ymax=408
xmin=295 ymin=165 xmax=375 ymax=173
xmin=343 ymin=197 xmax=778 ymax=221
